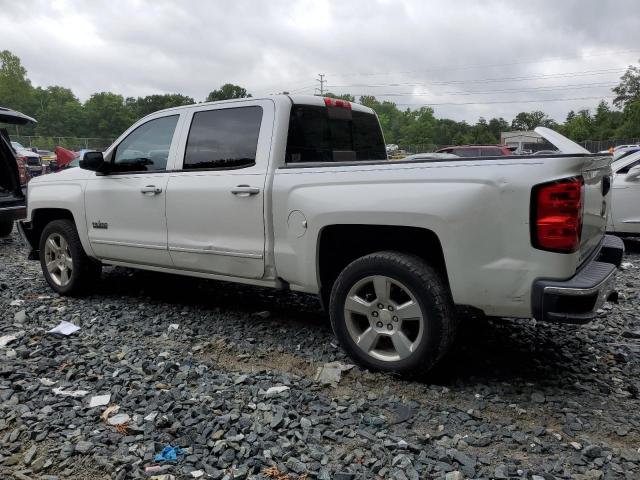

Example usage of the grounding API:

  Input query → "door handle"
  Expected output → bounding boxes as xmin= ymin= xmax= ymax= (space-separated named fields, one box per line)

xmin=231 ymin=185 xmax=260 ymax=197
xmin=140 ymin=185 xmax=162 ymax=195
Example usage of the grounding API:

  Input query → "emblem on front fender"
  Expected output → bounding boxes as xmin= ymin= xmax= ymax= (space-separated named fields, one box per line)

xmin=92 ymin=221 xmax=108 ymax=229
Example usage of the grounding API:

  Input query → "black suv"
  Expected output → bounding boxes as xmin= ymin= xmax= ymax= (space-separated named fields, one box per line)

xmin=0 ymin=107 xmax=36 ymax=237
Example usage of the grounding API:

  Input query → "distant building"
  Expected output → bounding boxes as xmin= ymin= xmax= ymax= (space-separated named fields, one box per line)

xmin=501 ymin=131 xmax=545 ymax=153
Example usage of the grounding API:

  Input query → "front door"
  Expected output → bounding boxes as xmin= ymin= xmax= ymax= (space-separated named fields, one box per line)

xmin=84 ymin=114 xmax=181 ymax=266
xmin=166 ymin=101 xmax=273 ymax=279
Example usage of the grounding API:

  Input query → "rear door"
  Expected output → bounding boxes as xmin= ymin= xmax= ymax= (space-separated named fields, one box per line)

xmin=610 ymin=156 xmax=640 ymax=233
xmin=165 ymin=99 xmax=274 ymax=279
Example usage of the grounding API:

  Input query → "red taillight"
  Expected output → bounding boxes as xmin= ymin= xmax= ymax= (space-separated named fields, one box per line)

xmin=324 ymin=97 xmax=351 ymax=109
xmin=531 ymin=177 xmax=584 ymax=253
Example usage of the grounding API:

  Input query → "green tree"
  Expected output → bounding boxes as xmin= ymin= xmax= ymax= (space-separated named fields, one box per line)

xmin=592 ymin=101 xmax=622 ymax=140
xmin=563 ymin=109 xmax=593 ymax=142
xmin=0 ymin=50 xmax=36 ymax=134
xmin=206 ymin=84 xmax=251 ymax=102
xmin=0 ymin=50 xmax=35 ymax=113
xmin=511 ymin=111 xmax=556 ymax=131
xmin=487 ymin=117 xmax=509 ymax=142
xmin=32 ymin=86 xmax=85 ymax=136
xmin=470 ymin=117 xmax=499 ymax=144
xmin=400 ymin=107 xmax=437 ymax=145
xmin=324 ymin=92 xmax=355 ymax=102
xmin=612 ymin=62 xmax=640 ymax=109
xmin=84 ymin=92 xmax=133 ymax=138
xmin=127 ymin=94 xmax=195 ymax=120
xmin=615 ymin=100 xmax=640 ymax=138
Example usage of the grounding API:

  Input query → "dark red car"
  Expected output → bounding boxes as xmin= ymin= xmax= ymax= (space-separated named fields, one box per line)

xmin=435 ymin=145 xmax=513 ymax=157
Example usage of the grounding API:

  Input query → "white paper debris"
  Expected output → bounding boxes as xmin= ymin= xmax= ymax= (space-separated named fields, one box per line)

xmin=48 ymin=321 xmax=80 ymax=336
xmin=621 ymin=262 xmax=633 ymax=270
xmin=53 ymin=387 xmax=89 ymax=398
xmin=39 ymin=378 xmax=57 ymax=386
xmin=89 ymin=394 xmax=111 ymax=408
xmin=314 ymin=361 xmax=355 ymax=386
xmin=9 ymin=299 xmax=24 ymax=306
xmin=107 ymin=413 xmax=131 ymax=425
xmin=265 ymin=386 xmax=290 ymax=397
xmin=168 ymin=323 xmax=179 ymax=331
xmin=190 ymin=471 xmax=204 ymax=479
xmin=0 ymin=335 xmax=17 ymax=348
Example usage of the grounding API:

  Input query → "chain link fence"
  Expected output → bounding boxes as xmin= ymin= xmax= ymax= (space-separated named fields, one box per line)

xmin=12 ymin=135 xmax=640 ymax=156
xmin=396 ymin=139 xmax=640 ymax=155
xmin=11 ymin=136 xmax=114 ymax=152
xmin=578 ymin=138 xmax=640 ymax=153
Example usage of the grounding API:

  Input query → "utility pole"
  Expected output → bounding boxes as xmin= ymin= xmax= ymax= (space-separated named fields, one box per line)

xmin=315 ymin=74 xmax=326 ymax=96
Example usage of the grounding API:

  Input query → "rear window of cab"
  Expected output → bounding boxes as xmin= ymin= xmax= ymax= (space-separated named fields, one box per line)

xmin=285 ymin=104 xmax=387 ymax=163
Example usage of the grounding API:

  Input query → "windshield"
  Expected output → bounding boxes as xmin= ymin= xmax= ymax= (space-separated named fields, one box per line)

xmin=11 ymin=141 xmax=24 ymax=150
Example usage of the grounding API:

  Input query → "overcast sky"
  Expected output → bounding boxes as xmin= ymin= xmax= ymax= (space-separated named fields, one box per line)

xmin=2 ymin=0 xmax=639 ymax=122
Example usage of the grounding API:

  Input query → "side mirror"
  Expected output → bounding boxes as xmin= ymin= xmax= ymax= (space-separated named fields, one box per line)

xmin=79 ymin=151 xmax=108 ymax=173
xmin=627 ymin=165 xmax=640 ymax=180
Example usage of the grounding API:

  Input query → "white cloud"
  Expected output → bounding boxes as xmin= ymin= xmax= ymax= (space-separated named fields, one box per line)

xmin=1 ymin=0 xmax=638 ymax=122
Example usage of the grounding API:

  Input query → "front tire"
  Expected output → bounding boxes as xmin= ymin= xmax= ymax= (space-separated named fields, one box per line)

xmin=0 ymin=219 xmax=13 ymax=237
xmin=329 ymin=251 xmax=458 ymax=375
xmin=39 ymin=219 xmax=101 ymax=296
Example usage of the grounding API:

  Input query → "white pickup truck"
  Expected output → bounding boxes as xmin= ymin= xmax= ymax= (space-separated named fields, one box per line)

xmin=19 ymin=95 xmax=624 ymax=374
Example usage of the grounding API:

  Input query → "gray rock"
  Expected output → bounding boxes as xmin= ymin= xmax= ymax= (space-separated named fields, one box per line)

xmin=531 ymin=392 xmax=546 ymax=403
xmin=583 ymin=445 xmax=602 ymax=459
xmin=74 ymin=441 xmax=94 ymax=454
xmin=445 ymin=472 xmax=464 ymax=480
xmin=334 ymin=473 xmax=355 ymax=480
xmin=23 ymin=445 xmax=37 ymax=466
xmin=285 ymin=457 xmax=307 ymax=474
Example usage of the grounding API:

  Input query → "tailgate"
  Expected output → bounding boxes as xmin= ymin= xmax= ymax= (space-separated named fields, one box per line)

xmin=533 ymin=127 xmax=612 ymax=263
xmin=580 ymin=155 xmax=612 ymax=262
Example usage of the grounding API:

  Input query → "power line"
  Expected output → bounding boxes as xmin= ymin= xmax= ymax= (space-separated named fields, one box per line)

xmin=325 ymin=68 xmax=626 ymax=89
xmin=334 ymin=82 xmax=618 ymax=98
xmin=286 ymin=83 xmax=318 ymax=94
xmin=393 ymin=96 xmax=615 ymax=107
xmin=326 ymin=49 xmax=640 ymax=78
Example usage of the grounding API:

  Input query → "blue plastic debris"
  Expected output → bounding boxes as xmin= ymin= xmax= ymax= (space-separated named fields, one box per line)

xmin=154 ymin=445 xmax=185 ymax=462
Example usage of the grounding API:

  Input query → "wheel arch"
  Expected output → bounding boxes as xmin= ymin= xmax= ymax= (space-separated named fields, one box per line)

xmin=316 ymin=224 xmax=449 ymax=306
xmin=28 ymin=208 xmax=94 ymax=258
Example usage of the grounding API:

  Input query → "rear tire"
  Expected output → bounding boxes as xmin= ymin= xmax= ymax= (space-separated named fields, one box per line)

xmin=39 ymin=219 xmax=100 ymax=296
xmin=329 ymin=251 xmax=458 ymax=375
xmin=0 ymin=219 xmax=13 ymax=237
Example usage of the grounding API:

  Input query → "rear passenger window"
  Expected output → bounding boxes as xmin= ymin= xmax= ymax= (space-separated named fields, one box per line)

xmin=183 ymin=106 xmax=262 ymax=170
xmin=453 ymin=148 xmax=479 ymax=157
xmin=480 ymin=148 xmax=504 ymax=157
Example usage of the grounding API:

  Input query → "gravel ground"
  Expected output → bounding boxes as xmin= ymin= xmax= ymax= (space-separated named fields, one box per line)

xmin=1 ymin=230 xmax=639 ymax=480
